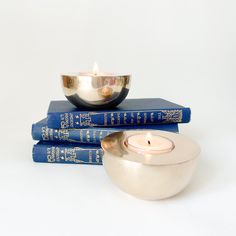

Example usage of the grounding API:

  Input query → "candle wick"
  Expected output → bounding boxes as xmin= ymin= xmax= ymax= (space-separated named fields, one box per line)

xmin=148 ymin=140 xmax=151 ymax=145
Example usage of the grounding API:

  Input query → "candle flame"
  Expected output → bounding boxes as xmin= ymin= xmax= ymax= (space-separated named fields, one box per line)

xmin=93 ymin=62 xmax=99 ymax=75
xmin=146 ymin=132 xmax=152 ymax=145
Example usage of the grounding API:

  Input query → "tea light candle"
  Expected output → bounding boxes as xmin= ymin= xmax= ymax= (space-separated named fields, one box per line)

xmin=79 ymin=62 xmax=113 ymax=77
xmin=125 ymin=132 xmax=174 ymax=154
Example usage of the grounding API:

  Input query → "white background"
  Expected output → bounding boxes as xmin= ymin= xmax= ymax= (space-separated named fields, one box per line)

xmin=0 ymin=0 xmax=235 ymax=235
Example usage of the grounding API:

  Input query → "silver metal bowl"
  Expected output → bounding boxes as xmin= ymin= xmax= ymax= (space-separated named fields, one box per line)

xmin=61 ymin=73 xmax=131 ymax=109
xmin=101 ymin=130 xmax=200 ymax=200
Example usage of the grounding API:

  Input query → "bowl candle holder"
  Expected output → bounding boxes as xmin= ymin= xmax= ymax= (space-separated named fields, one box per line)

xmin=61 ymin=73 xmax=131 ymax=109
xmin=101 ymin=130 xmax=200 ymax=200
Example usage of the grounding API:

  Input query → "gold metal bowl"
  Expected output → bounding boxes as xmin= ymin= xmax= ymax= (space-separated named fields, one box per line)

xmin=101 ymin=130 xmax=200 ymax=200
xmin=61 ymin=73 xmax=131 ymax=109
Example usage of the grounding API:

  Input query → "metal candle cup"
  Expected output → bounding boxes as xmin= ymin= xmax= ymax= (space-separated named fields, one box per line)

xmin=61 ymin=72 xmax=131 ymax=109
xmin=101 ymin=130 xmax=200 ymax=200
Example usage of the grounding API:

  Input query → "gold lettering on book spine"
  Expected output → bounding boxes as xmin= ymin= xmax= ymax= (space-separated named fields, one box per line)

xmin=47 ymin=147 xmax=55 ymax=162
xmin=79 ymin=114 xmax=92 ymax=127
xmin=159 ymin=110 xmax=183 ymax=123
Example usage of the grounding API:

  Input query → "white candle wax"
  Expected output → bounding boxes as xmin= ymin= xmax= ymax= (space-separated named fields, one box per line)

xmin=126 ymin=132 xmax=174 ymax=154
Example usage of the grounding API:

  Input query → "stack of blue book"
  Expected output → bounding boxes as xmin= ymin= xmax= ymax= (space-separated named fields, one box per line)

xmin=32 ymin=98 xmax=191 ymax=164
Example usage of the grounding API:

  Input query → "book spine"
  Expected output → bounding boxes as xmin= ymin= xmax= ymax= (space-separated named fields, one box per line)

xmin=32 ymin=143 xmax=103 ymax=164
xmin=47 ymin=108 xmax=191 ymax=129
xmin=32 ymin=123 xmax=114 ymax=144
xmin=32 ymin=122 xmax=179 ymax=144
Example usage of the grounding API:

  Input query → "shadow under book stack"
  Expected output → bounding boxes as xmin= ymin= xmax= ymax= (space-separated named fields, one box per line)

xmin=32 ymin=98 xmax=191 ymax=165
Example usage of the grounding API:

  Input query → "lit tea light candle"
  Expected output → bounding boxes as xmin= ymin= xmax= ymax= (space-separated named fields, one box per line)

xmin=125 ymin=132 xmax=174 ymax=154
xmin=92 ymin=62 xmax=99 ymax=75
xmin=79 ymin=62 xmax=112 ymax=77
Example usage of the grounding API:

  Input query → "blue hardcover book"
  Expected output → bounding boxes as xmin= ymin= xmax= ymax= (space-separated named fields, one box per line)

xmin=47 ymin=98 xmax=191 ymax=129
xmin=32 ymin=118 xmax=179 ymax=144
xmin=33 ymin=141 xmax=103 ymax=164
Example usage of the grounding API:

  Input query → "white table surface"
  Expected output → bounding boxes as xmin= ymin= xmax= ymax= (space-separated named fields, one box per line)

xmin=0 ymin=0 xmax=235 ymax=235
